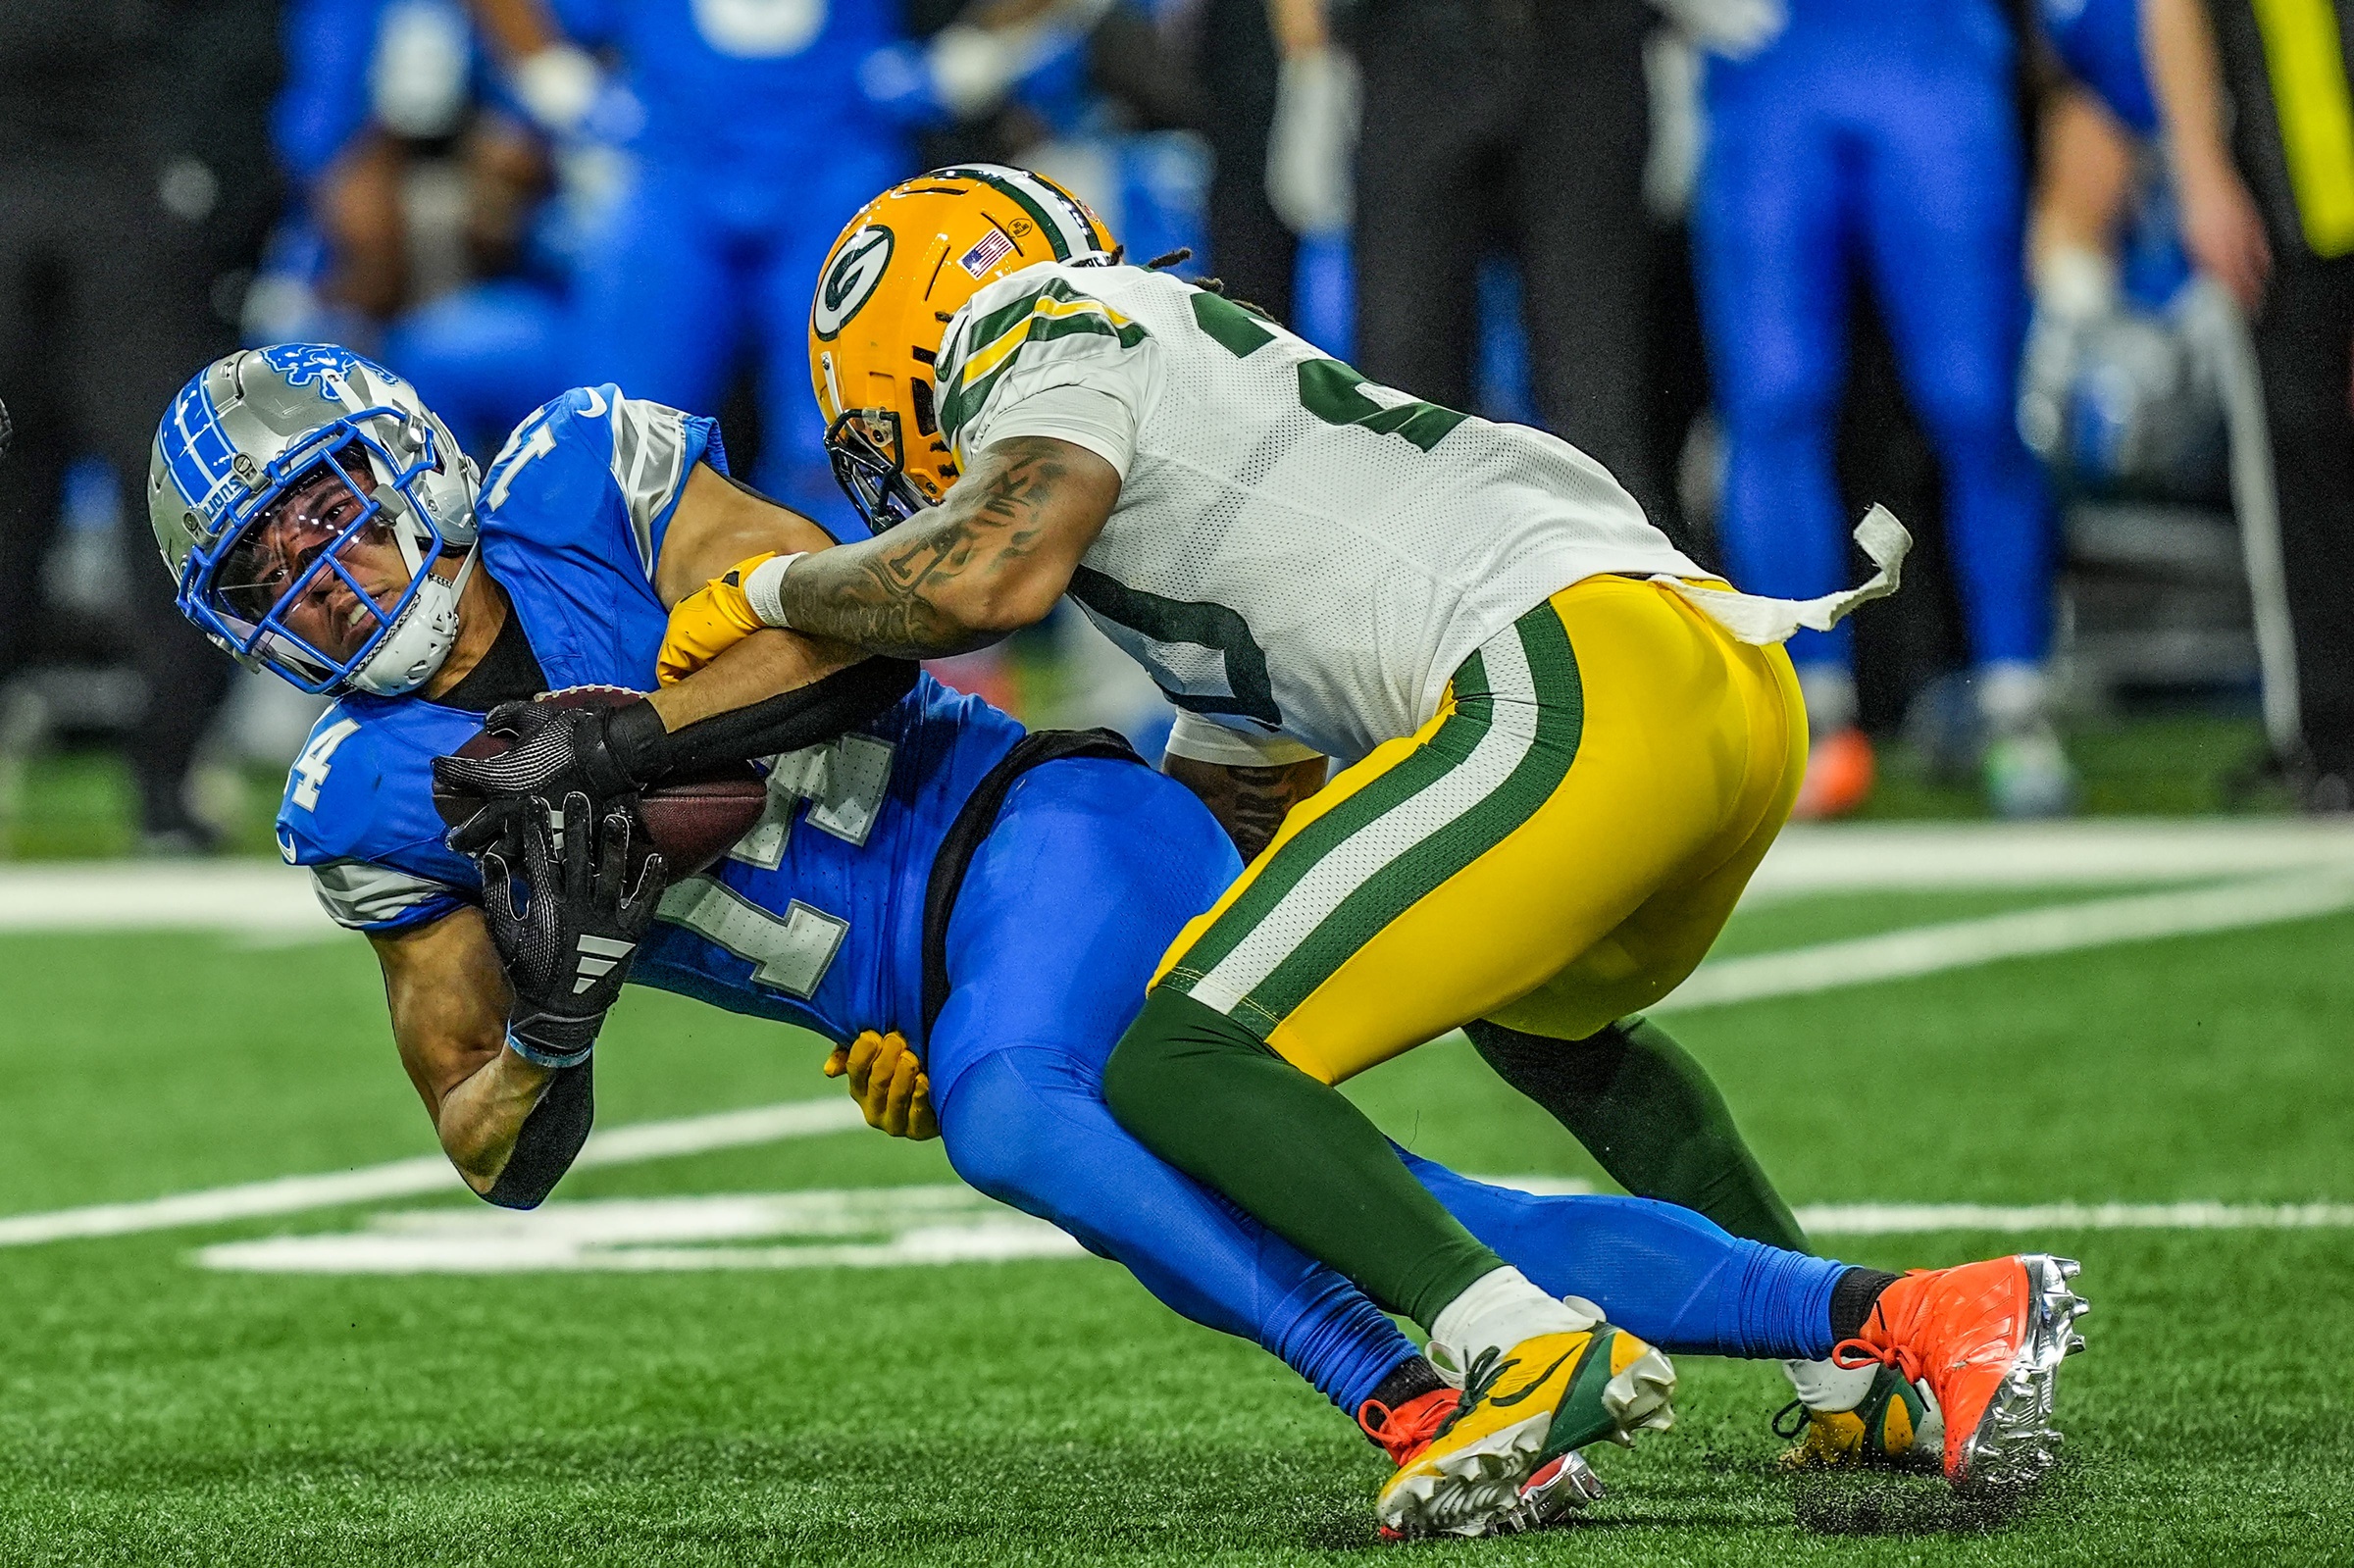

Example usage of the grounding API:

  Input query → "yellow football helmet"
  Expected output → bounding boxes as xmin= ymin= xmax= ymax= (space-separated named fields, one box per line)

xmin=808 ymin=164 xmax=1116 ymax=532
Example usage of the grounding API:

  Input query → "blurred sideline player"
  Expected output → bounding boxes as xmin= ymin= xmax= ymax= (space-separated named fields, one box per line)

xmin=135 ymin=346 xmax=2030 ymax=1537
xmin=466 ymin=0 xmax=914 ymax=524
xmin=271 ymin=0 xmax=573 ymax=453
xmin=649 ymin=167 xmax=2084 ymax=1533
xmin=2035 ymin=0 xmax=2164 ymax=313
xmin=2021 ymin=0 xmax=2225 ymax=504
xmin=1694 ymin=0 xmax=2070 ymax=819
xmin=2144 ymin=0 xmax=2354 ymax=810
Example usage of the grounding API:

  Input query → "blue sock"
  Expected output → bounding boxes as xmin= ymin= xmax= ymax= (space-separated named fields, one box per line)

xmin=1399 ymin=1144 xmax=1844 ymax=1360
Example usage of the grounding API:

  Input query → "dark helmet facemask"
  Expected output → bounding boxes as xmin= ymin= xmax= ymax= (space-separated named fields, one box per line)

xmin=825 ymin=408 xmax=938 ymax=534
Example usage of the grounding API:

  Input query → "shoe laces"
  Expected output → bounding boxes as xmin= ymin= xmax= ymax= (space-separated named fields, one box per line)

xmin=1830 ymin=1336 xmax=1921 ymax=1383
xmin=1356 ymin=1388 xmax=1458 ymax=1465
xmin=1829 ymin=1282 xmax=1929 ymax=1387
xmin=1433 ymin=1345 xmax=1520 ymax=1441
xmin=1770 ymin=1397 xmax=1811 ymax=1441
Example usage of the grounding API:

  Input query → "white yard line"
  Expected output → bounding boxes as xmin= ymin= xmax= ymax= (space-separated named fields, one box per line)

xmin=10 ymin=821 xmax=2354 ymax=935
xmin=189 ymin=1186 xmax=2354 ymax=1275
xmin=1742 ymin=819 xmax=2354 ymax=901
xmin=12 ymin=866 xmax=2354 ymax=1248
xmin=0 ymin=1098 xmax=864 ymax=1247
xmin=0 ymin=861 xmax=328 ymax=934
xmin=1654 ymin=869 xmax=2354 ymax=1014
xmin=1797 ymin=1201 xmax=2354 ymax=1235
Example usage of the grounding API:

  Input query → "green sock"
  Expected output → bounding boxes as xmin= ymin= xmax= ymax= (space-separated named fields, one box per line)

xmin=1103 ymin=988 xmax=1505 ymax=1330
xmin=1465 ymin=1015 xmax=1811 ymax=1254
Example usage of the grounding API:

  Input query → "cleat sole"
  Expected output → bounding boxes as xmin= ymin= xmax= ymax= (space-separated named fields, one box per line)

xmin=1495 ymin=1450 xmax=1607 ymax=1533
xmin=1598 ymin=1344 xmax=1678 ymax=1445
xmin=1955 ymin=1254 xmax=2089 ymax=1492
xmin=1378 ymin=1410 xmax=1554 ymax=1539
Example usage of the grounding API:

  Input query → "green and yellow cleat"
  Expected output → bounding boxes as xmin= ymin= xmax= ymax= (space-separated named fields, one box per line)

xmin=1774 ymin=1363 xmax=1943 ymax=1471
xmin=1376 ymin=1307 xmax=1674 ymax=1540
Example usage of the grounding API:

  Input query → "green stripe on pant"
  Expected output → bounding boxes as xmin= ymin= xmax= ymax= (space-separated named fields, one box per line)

xmin=1161 ymin=650 xmax=1494 ymax=995
xmin=1100 ymin=601 xmax=1590 ymax=1331
xmin=1243 ymin=606 xmax=1583 ymax=1025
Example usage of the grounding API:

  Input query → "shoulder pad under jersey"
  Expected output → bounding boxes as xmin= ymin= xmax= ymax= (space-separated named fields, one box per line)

xmin=477 ymin=383 xmax=728 ymax=581
xmin=275 ymin=699 xmax=481 ymax=933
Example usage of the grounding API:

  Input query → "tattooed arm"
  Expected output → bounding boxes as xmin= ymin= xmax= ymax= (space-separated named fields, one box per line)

xmin=1163 ymin=753 xmax=1331 ymax=863
xmin=776 ymin=435 xmax=1122 ymax=658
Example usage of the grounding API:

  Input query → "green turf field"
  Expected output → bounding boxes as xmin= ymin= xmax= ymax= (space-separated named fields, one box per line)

xmin=2 ymin=836 xmax=2350 ymax=1565
xmin=0 ymin=711 xmax=2293 ymax=860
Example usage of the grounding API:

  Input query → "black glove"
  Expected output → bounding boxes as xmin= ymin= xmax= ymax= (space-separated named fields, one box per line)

xmin=477 ymin=791 xmax=666 ymax=1069
xmin=434 ymin=695 xmax=665 ymax=822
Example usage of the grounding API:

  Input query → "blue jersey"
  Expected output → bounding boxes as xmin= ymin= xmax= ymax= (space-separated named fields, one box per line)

xmin=554 ymin=0 xmax=905 ymax=175
xmin=275 ymin=384 xmax=1023 ymax=1048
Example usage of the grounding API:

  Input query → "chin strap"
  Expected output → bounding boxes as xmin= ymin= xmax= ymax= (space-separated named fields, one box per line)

xmin=349 ymin=543 xmax=480 ymax=696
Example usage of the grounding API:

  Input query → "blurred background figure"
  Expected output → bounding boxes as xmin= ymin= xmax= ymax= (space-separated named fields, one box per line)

xmin=266 ymin=0 xmax=571 ymax=457
xmin=1193 ymin=0 xmax=1319 ymax=328
xmin=2020 ymin=0 xmax=2285 ymax=812
xmin=466 ymin=0 xmax=913 ymax=526
xmin=1693 ymin=0 xmax=2068 ymax=819
xmin=1349 ymin=0 xmax=1679 ymax=532
xmin=0 ymin=0 xmax=281 ymax=853
xmin=2144 ymin=0 xmax=2354 ymax=812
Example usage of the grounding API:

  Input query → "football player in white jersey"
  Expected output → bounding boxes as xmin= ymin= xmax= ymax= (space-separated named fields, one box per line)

xmin=655 ymin=166 xmax=2073 ymax=1535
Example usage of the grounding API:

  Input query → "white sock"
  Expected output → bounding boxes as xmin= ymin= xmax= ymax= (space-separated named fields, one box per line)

xmin=1975 ymin=660 xmax=2050 ymax=736
xmin=1795 ymin=663 xmax=1859 ymax=733
xmin=1781 ymin=1355 xmax=1878 ymax=1414
xmin=1427 ymin=1267 xmax=1600 ymax=1381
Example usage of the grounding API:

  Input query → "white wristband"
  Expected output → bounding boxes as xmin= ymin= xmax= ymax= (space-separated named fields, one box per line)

xmin=512 ymin=45 xmax=600 ymax=136
xmin=743 ymin=552 xmax=802 ymax=630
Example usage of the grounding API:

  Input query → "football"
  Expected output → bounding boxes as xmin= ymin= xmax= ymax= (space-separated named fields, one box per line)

xmin=431 ymin=685 xmax=768 ymax=880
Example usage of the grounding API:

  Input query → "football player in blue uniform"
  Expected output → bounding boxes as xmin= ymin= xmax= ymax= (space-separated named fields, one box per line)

xmin=468 ymin=0 xmax=915 ymax=524
xmin=148 ymin=344 xmax=1985 ymax=1535
xmin=1694 ymin=0 xmax=2070 ymax=819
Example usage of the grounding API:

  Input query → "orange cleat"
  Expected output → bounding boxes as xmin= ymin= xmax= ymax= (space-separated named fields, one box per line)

xmin=1831 ymin=1254 xmax=2088 ymax=1491
xmin=1791 ymin=726 xmax=1876 ymax=819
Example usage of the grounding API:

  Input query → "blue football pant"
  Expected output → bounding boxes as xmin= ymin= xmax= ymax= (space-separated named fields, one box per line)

xmin=1697 ymin=40 xmax=2053 ymax=673
xmin=930 ymin=760 xmax=1844 ymax=1415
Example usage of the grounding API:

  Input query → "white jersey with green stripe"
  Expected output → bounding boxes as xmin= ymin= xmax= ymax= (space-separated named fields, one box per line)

xmin=934 ymin=261 xmax=1705 ymax=765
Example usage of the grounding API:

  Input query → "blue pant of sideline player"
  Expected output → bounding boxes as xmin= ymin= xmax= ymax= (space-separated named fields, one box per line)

xmin=568 ymin=147 xmax=903 ymax=527
xmin=932 ymin=759 xmax=1850 ymax=1415
xmin=1696 ymin=3 xmax=2053 ymax=682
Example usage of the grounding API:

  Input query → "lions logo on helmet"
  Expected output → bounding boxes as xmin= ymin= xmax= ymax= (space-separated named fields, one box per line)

xmin=260 ymin=342 xmax=374 ymax=399
xmin=148 ymin=347 xmax=484 ymax=697
xmin=808 ymin=164 xmax=1115 ymax=533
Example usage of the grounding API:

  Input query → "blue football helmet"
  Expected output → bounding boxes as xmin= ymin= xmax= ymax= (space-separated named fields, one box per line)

xmin=147 ymin=344 xmax=483 ymax=695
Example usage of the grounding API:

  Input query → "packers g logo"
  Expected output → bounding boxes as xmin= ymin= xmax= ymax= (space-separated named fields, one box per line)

xmin=813 ymin=226 xmax=894 ymax=342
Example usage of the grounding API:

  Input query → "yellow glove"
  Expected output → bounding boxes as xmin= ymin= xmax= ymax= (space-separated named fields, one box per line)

xmin=822 ymin=1029 xmax=940 ymax=1140
xmin=656 ymin=552 xmax=780 ymax=687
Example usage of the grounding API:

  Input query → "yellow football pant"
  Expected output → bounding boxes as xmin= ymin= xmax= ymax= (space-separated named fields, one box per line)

xmin=1153 ymin=574 xmax=1807 ymax=1084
